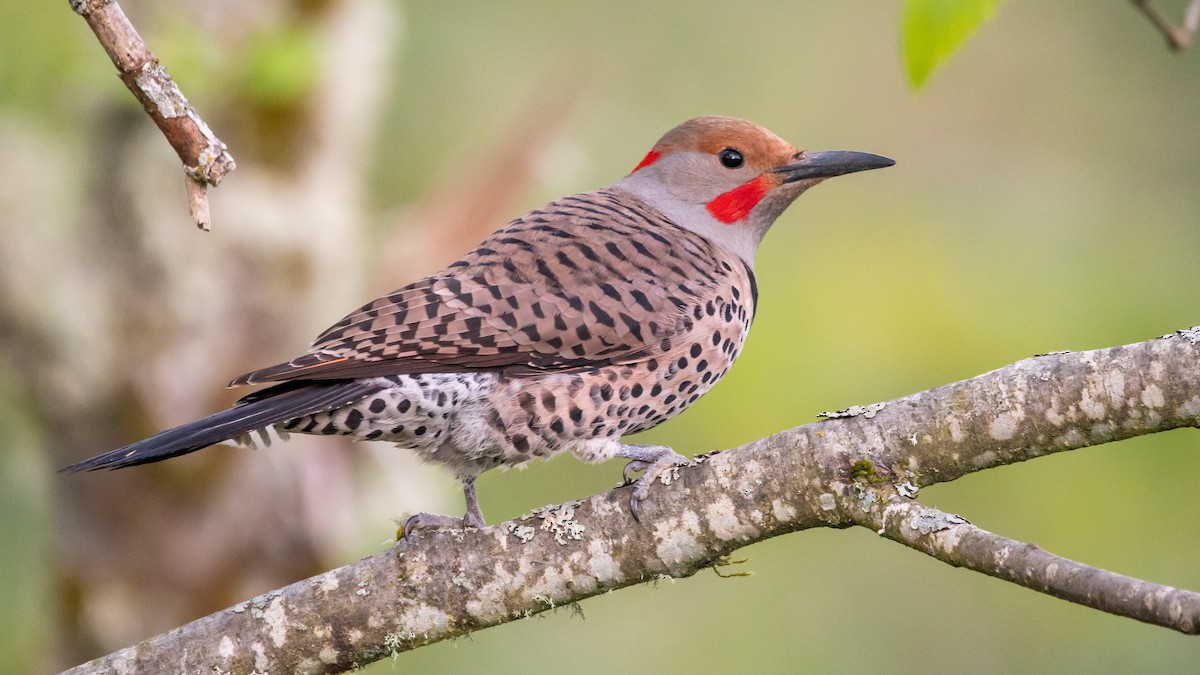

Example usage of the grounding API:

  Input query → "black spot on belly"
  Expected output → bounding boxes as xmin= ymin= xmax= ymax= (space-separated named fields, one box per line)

xmin=512 ymin=434 xmax=530 ymax=453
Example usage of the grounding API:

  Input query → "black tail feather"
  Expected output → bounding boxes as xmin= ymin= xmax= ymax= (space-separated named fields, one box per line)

xmin=61 ymin=380 xmax=381 ymax=473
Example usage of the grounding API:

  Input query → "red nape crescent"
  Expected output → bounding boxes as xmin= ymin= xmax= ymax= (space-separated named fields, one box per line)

xmin=706 ymin=175 xmax=771 ymax=224
xmin=631 ymin=150 xmax=661 ymax=173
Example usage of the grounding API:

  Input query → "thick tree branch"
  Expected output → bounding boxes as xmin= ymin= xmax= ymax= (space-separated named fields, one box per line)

xmin=808 ymin=327 xmax=1200 ymax=489
xmin=69 ymin=0 xmax=236 ymax=229
xmin=1132 ymin=0 xmax=1200 ymax=51
xmin=65 ymin=329 xmax=1200 ymax=673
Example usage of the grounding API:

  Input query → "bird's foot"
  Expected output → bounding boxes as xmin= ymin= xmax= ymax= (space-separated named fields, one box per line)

xmin=616 ymin=444 xmax=690 ymax=522
xmin=400 ymin=510 xmax=485 ymax=540
xmin=400 ymin=476 xmax=487 ymax=539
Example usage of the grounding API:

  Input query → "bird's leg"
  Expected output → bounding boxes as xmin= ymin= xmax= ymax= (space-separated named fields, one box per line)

xmin=461 ymin=476 xmax=486 ymax=529
xmin=615 ymin=443 xmax=690 ymax=522
xmin=402 ymin=476 xmax=486 ymax=538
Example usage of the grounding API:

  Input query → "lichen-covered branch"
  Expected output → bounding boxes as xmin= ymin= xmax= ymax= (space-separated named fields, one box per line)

xmin=64 ymin=330 xmax=1200 ymax=673
xmin=69 ymin=0 xmax=236 ymax=229
xmin=801 ymin=327 xmax=1200 ymax=491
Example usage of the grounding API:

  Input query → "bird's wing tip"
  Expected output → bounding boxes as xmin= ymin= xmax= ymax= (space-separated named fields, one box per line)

xmin=59 ymin=459 xmax=106 ymax=473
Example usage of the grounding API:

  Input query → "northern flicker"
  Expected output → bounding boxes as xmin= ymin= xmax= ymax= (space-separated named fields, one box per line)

xmin=64 ymin=117 xmax=893 ymax=532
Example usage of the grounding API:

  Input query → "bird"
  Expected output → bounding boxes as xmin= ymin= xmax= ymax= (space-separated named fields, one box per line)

xmin=64 ymin=116 xmax=893 ymax=534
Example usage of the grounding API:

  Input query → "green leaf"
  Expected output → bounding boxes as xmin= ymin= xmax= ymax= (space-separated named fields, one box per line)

xmin=903 ymin=0 xmax=1006 ymax=90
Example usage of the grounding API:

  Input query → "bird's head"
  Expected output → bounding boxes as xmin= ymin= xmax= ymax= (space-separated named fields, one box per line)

xmin=616 ymin=116 xmax=893 ymax=266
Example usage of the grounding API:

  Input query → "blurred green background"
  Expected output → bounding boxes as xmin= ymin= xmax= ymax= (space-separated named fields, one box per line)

xmin=1 ymin=1 xmax=1198 ymax=672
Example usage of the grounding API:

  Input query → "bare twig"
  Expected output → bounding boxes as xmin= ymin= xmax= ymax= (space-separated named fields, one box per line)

xmin=69 ymin=0 xmax=236 ymax=229
xmin=62 ymin=329 xmax=1200 ymax=673
xmin=1132 ymin=0 xmax=1200 ymax=51
xmin=863 ymin=499 xmax=1200 ymax=632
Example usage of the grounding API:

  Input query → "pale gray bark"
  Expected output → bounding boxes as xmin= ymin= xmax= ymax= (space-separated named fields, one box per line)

xmin=63 ymin=329 xmax=1200 ymax=673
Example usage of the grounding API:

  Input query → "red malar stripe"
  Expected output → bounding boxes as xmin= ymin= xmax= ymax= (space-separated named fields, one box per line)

xmin=706 ymin=175 xmax=770 ymax=223
xmin=631 ymin=150 xmax=661 ymax=173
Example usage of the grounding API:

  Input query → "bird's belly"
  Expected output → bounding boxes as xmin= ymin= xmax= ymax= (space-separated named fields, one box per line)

xmin=481 ymin=304 xmax=753 ymax=461
xmin=278 ymin=373 xmax=499 ymax=454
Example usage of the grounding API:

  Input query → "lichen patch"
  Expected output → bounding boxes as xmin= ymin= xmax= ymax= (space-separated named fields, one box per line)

xmin=1044 ymin=404 xmax=1066 ymax=427
xmin=317 ymin=573 xmax=340 ymax=593
xmin=506 ymin=522 xmax=536 ymax=543
xmin=522 ymin=500 xmax=586 ymax=545
xmin=947 ymin=415 xmax=965 ymax=442
xmin=262 ymin=595 xmax=289 ymax=648
xmin=704 ymin=495 xmax=753 ymax=541
xmin=989 ymin=412 xmax=1019 ymax=440
xmin=251 ymin=641 xmax=269 ymax=671
xmin=1079 ymin=387 xmax=1107 ymax=420
xmin=1176 ymin=395 xmax=1200 ymax=419
xmin=404 ymin=603 xmax=452 ymax=636
xmin=468 ymin=559 xmax=528 ymax=620
xmin=586 ymin=538 xmax=620 ymax=583
xmin=318 ymin=645 xmax=339 ymax=664
xmin=526 ymin=564 xmax=572 ymax=601
xmin=1141 ymin=383 xmax=1165 ymax=409
xmin=771 ymin=498 xmax=797 ymax=521
xmin=653 ymin=510 xmax=703 ymax=565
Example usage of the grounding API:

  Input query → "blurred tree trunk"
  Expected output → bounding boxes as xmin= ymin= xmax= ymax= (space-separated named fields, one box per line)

xmin=0 ymin=1 xmax=584 ymax=668
xmin=1 ymin=0 xmax=400 ymax=667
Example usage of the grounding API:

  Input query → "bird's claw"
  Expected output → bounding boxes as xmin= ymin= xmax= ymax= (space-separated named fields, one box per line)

xmin=400 ymin=511 xmax=484 ymax=540
xmin=620 ymin=449 xmax=689 ymax=523
xmin=619 ymin=460 xmax=650 ymax=487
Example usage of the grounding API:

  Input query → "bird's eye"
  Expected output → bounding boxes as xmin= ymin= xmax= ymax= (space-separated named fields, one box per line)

xmin=718 ymin=148 xmax=744 ymax=169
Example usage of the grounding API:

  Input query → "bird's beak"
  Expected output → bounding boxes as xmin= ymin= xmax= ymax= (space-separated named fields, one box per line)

xmin=772 ymin=151 xmax=895 ymax=184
